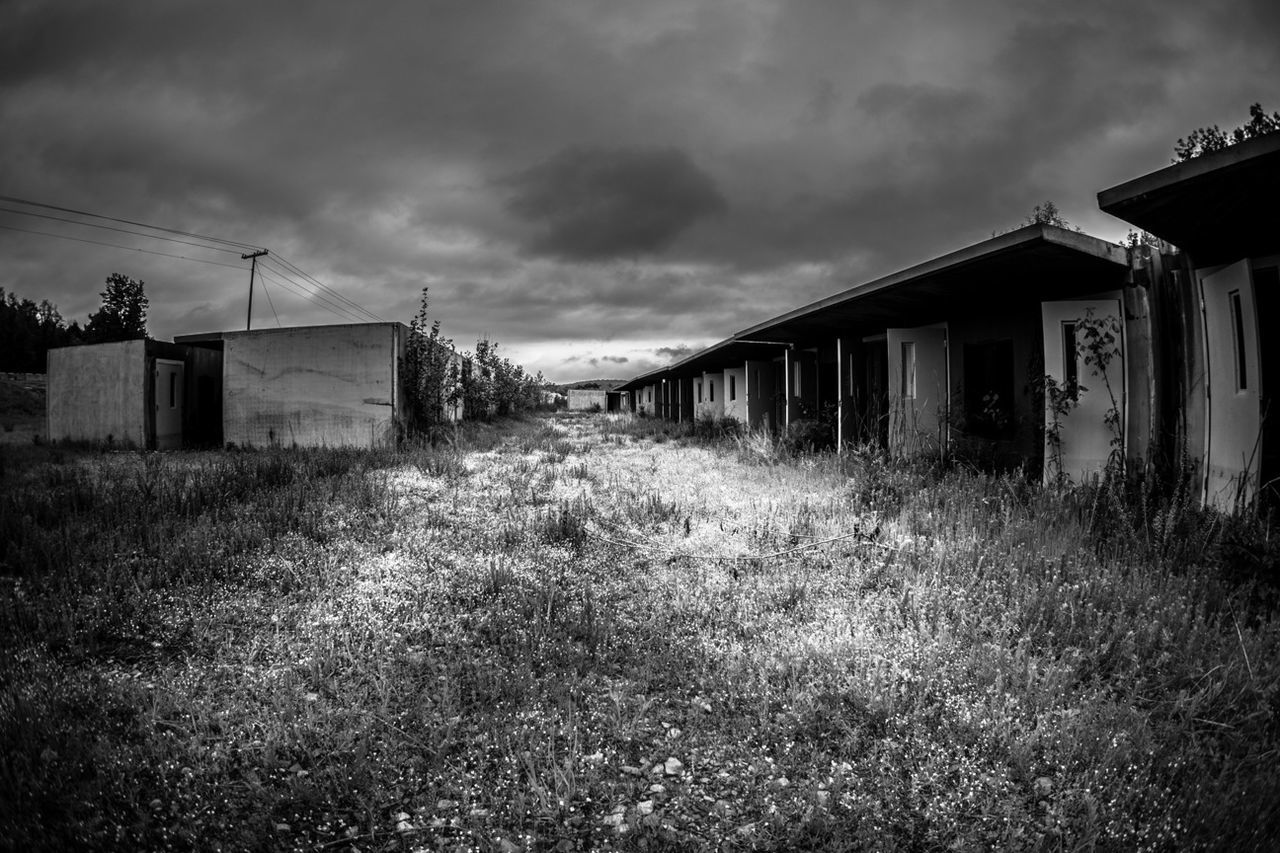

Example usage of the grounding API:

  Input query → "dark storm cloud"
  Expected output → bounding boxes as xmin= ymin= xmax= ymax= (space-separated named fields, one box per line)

xmin=504 ymin=147 xmax=727 ymax=260
xmin=1 ymin=0 xmax=1277 ymax=381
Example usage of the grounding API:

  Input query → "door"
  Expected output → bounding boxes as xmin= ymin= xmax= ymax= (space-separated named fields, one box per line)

xmin=154 ymin=359 xmax=184 ymax=450
xmin=1040 ymin=299 xmax=1124 ymax=484
xmin=887 ymin=324 xmax=948 ymax=456
xmin=1201 ymin=261 xmax=1260 ymax=510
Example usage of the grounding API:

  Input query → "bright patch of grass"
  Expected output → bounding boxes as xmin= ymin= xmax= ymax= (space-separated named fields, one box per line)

xmin=1 ymin=414 xmax=1278 ymax=850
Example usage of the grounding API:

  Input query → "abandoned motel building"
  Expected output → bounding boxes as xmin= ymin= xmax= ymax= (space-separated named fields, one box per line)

xmin=42 ymin=134 xmax=1279 ymax=511
xmin=615 ymin=134 xmax=1280 ymax=512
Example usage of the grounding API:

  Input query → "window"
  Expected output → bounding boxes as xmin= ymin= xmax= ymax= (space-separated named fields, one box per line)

xmin=793 ymin=361 xmax=802 ymax=397
xmin=169 ymin=372 xmax=177 ymax=408
xmin=647 ymin=388 xmax=652 ymax=403
xmin=709 ymin=380 xmax=715 ymax=402
xmin=1230 ymin=289 xmax=1248 ymax=391
xmin=697 ymin=381 xmax=703 ymax=403
xmin=729 ymin=374 xmax=736 ymax=400
xmin=1061 ymin=322 xmax=1079 ymax=401
xmin=900 ymin=342 xmax=916 ymax=399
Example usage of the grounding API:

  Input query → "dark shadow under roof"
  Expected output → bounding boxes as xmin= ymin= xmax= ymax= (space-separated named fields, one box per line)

xmin=617 ymin=224 xmax=1128 ymax=388
xmin=1098 ymin=133 xmax=1280 ymax=266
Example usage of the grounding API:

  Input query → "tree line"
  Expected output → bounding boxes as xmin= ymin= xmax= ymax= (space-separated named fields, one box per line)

xmin=0 ymin=273 xmax=149 ymax=372
xmin=402 ymin=287 xmax=545 ymax=433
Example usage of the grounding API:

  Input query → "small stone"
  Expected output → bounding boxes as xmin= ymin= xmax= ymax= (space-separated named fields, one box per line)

xmin=396 ymin=819 xmax=413 ymax=833
xmin=436 ymin=799 xmax=458 ymax=810
xmin=602 ymin=812 xmax=624 ymax=827
xmin=304 ymin=692 xmax=319 ymax=702
xmin=648 ymin=783 xmax=666 ymax=795
xmin=394 ymin=812 xmax=411 ymax=822
xmin=663 ymin=757 xmax=684 ymax=776
xmin=636 ymin=800 xmax=655 ymax=815
xmin=651 ymin=763 xmax=665 ymax=775
xmin=666 ymin=728 xmax=682 ymax=740
xmin=621 ymin=765 xmax=643 ymax=776
xmin=771 ymin=775 xmax=790 ymax=789
xmin=150 ymin=799 xmax=163 ymax=810
xmin=274 ymin=822 xmax=290 ymax=832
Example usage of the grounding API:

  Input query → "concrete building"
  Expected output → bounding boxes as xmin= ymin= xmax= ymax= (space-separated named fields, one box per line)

xmin=48 ymin=322 xmax=409 ymax=450
xmin=567 ymin=388 xmax=607 ymax=411
xmin=176 ymin=322 xmax=407 ymax=449
xmin=47 ymin=338 xmax=221 ymax=449
xmin=615 ymin=132 xmax=1279 ymax=510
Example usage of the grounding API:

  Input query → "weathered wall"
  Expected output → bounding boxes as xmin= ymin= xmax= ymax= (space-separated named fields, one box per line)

xmin=568 ymin=389 xmax=607 ymax=411
xmin=637 ymin=384 xmax=655 ymax=416
xmin=695 ymin=371 xmax=723 ymax=419
xmin=47 ymin=340 xmax=147 ymax=446
xmin=723 ymin=367 xmax=746 ymax=422
xmin=223 ymin=323 xmax=403 ymax=448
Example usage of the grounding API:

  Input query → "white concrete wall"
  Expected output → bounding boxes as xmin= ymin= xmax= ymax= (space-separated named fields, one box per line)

xmin=568 ymin=389 xmax=608 ymax=411
xmin=695 ymin=371 xmax=724 ymax=419
xmin=723 ymin=367 xmax=746 ymax=422
xmin=637 ymin=384 xmax=656 ymax=415
xmin=47 ymin=340 xmax=147 ymax=446
xmin=222 ymin=323 xmax=404 ymax=448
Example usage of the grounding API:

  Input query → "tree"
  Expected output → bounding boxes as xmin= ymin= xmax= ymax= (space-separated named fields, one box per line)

xmin=85 ymin=273 xmax=148 ymax=342
xmin=404 ymin=287 xmax=459 ymax=432
xmin=0 ymin=288 xmax=79 ymax=371
xmin=1024 ymin=200 xmax=1076 ymax=230
xmin=1173 ymin=103 xmax=1280 ymax=162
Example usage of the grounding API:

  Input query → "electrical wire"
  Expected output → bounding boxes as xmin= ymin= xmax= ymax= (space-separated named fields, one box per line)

xmin=264 ymin=254 xmax=384 ymax=322
xmin=0 ymin=222 xmax=246 ymax=269
xmin=254 ymin=265 xmax=370 ymax=324
xmin=0 ymin=194 xmax=262 ymax=252
xmin=1 ymin=194 xmax=386 ymax=325
xmin=0 ymin=205 xmax=244 ymax=255
xmin=257 ymin=272 xmax=282 ymax=327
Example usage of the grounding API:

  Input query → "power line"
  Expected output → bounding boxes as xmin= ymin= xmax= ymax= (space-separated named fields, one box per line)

xmin=0 ymin=205 xmax=245 ymax=255
xmin=265 ymin=254 xmax=384 ymax=321
xmin=255 ymin=264 xmax=372 ymax=323
xmin=254 ymin=266 xmax=370 ymax=324
xmin=258 ymin=271 xmax=282 ymax=327
xmin=0 ymin=194 xmax=262 ymax=252
xmin=0 ymin=222 xmax=246 ymax=269
xmin=1 ymin=194 xmax=387 ymax=325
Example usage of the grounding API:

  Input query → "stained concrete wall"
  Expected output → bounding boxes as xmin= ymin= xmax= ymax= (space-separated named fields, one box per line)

xmin=637 ymin=384 xmax=655 ymax=416
xmin=723 ymin=367 xmax=746 ymax=422
xmin=222 ymin=323 xmax=405 ymax=448
xmin=568 ymin=389 xmax=607 ymax=411
xmin=47 ymin=340 xmax=148 ymax=446
xmin=695 ymin=371 xmax=724 ymax=419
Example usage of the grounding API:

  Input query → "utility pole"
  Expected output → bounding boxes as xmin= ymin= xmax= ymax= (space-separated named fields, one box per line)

xmin=241 ymin=249 xmax=268 ymax=330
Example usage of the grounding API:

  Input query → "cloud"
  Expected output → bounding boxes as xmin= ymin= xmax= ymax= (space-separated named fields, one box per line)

xmin=655 ymin=345 xmax=695 ymax=361
xmin=504 ymin=146 xmax=727 ymax=260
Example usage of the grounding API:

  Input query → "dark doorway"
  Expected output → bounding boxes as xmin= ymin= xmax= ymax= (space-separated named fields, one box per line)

xmin=963 ymin=340 xmax=1015 ymax=440
xmin=859 ymin=339 xmax=889 ymax=447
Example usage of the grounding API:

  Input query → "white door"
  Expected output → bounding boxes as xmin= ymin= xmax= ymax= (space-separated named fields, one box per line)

xmin=154 ymin=359 xmax=183 ymax=450
xmin=887 ymin=324 xmax=948 ymax=456
xmin=1201 ymin=261 xmax=1260 ymax=510
xmin=1040 ymin=299 xmax=1124 ymax=484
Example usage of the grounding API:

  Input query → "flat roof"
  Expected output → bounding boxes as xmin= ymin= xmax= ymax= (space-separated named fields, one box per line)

xmin=617 ymin=223 xmax=1128 ymax=387
xmin=1098 ymin=133 xmax=1280 ymax=265
xmin=173 ymin=320 xmax=405 ymax=344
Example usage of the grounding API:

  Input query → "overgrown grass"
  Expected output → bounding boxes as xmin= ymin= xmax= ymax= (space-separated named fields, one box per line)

xmin=2 ymin=411 xmax=1278 ymax=850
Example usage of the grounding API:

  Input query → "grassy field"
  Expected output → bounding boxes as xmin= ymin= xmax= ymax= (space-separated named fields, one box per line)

xmin=1 ymin=412 xmax=1278 ymax=851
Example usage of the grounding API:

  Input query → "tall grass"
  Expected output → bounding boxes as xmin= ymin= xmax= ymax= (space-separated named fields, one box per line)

xmin=2 ymin=413 xmax=1278 ymax=850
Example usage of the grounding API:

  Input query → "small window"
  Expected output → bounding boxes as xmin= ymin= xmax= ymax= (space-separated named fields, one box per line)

xmin=1062 ymin=322 xmax=1078 ymax=401
xmin=697 ymin=381 xmax=703 ymax=403
xmin=169 ymin=372 xmax=177 ymax=408
xmin=709 ymin=380 xmax=715 ymax=403
xmin=729 ymin=374 xmax=736 ymax=400
xmin=793 ymin=361 xmax=802 ymax=397
xmin=900 ymin=342 xmax=916 ymax=399
xmin=647 ymin=388 xmax=652 ymax=402
xmin=1230 ymin=290 xmax=1248 ymax=391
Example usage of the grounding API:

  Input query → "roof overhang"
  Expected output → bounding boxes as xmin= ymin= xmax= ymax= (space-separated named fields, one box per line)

xmin=616 ymin=224 xmax=1129 ymax=385
xmin=1098 ymin=133 xmax=1280 ymax=266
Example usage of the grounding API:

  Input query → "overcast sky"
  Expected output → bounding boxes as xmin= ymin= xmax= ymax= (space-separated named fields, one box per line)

xmin=2 ymin=1 xmax=1277 ymax=381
